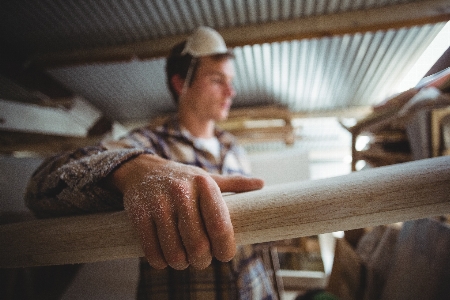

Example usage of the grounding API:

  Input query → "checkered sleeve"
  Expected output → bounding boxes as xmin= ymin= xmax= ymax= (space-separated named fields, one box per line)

xmin=25 ymin=136 xmax=154 ymax=218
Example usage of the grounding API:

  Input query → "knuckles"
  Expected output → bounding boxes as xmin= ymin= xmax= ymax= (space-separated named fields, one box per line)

xmin=127 ymin=166 xmax=229 ymax=271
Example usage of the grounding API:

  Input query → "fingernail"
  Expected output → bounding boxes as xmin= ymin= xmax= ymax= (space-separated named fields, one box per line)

xmin=190 ymin=253 xmax=212 ymax=270
xmin=171 ymin=260 xmax=189 ymax=270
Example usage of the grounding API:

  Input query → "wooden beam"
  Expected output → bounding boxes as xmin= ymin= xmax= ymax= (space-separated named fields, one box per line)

xmin=1 ymin=156 xmax=449 ymax=268
xmin=226 ymin=105 xmax=292 ymax=121
xmin=229 ymin=125 xmax=295 ymax=145
xmin=0 ymin=130 xmax=104 ymax=157
xmin=30 ymin=0 xmax=450 ymax=68
xmin=221 ymin=0 xmax=450 ymax=47
xmin=278 ymin=270 xmax=327 ymax=291
xmin=292 ymin=106 xmax=373 ymax=120
xmin=140 ymin=106 xmax=372 ymax=134
xmin=227 ymin=125 xmax=292 ymax=137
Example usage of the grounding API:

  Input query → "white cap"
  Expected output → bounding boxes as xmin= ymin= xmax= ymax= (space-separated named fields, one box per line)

xmin=181 ymin=26 xmax=231 ymax=57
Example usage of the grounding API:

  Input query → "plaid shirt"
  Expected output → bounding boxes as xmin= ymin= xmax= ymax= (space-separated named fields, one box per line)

xmin=25 ymin=116 xmax=279 ymax=300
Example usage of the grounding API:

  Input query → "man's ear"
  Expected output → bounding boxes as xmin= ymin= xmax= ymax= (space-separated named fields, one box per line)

xmin=171 ymin=75 xmax=185 ymax=96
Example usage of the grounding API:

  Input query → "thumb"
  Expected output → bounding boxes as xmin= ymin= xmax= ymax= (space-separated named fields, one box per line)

xmin=210 ymin=174 xmax=264 ymax=193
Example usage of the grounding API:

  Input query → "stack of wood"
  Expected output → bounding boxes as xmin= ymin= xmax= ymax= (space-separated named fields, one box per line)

xmin=217 ymin=105 xmax=295 ymax=145
xmin=343 ymin=68 xmax=450 ymax=171
xmin=149 ymin=105 xmax=297 ymax=145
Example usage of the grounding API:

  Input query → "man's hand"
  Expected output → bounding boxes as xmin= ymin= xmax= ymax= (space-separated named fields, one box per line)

xmin=111 ymin=154 xmax=264 ymax=270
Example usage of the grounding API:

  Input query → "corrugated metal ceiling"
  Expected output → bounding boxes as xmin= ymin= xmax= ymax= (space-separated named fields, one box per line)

xmin=0 ymin=0 xmax=448 ymax=155
xmin=1 ymin=0 xmax=430 ymax=54
xmin=45 ymin=22 xmax=444 ymax=122
xmin=1 ymin=0 xmax=446 ymax=120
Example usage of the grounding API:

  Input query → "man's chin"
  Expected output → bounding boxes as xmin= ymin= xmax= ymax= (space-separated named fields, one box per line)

xmin=214 ymin=108 xmax=230 ymax=121
xmin=218 ymin=112 xmax=229 ymax=121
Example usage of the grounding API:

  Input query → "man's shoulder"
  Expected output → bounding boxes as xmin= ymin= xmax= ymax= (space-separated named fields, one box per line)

xmin=129 ymin=116 xmax=175 ymax=135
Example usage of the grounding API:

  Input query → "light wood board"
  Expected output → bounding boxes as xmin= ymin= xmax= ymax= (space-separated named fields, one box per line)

xmin=1 ymin=156 xmax=449 ymax=268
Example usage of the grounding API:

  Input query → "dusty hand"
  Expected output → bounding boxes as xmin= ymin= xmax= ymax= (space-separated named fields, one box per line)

xmin=111 ymin=154 xmax=264 ymax=270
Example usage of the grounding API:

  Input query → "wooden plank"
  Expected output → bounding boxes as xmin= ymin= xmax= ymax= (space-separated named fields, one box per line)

xmin=0 ymin=156 xmax=449 ymax=268
xmin=431 ymin=106 xmax=450 ymax=157
xmin=140 ymin=106 xmax=371 ymax=133
xmin=0 ymin=97 xmax=102 ymax=137
xmin=293 ymin=106 xmax=372 ymax=120
xmin=30 ymin=0 xmax=450 ymax=68
xmin=225 ymin=105 xmax=292 ymax=121
xmin=278 ymin=270 xmax=327 ymax=291
xmin=0 ymin=131 xmax=104 ymax=156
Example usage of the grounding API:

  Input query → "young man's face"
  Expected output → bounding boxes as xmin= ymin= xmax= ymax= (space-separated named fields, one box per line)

xmin=180 ymin=56 xmax=236 ymax=122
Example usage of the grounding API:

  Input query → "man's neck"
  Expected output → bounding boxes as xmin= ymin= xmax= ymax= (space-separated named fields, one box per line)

xmin=178 ymin=112 xmax=215 ymax=138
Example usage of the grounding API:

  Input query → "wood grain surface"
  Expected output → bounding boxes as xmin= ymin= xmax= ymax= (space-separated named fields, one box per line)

xmin=1 ymin=156 xmax=449 ymax=268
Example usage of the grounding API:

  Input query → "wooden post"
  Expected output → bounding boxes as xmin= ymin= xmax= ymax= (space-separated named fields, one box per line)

xmin=1 ymin=156 xmax=449 ymax=268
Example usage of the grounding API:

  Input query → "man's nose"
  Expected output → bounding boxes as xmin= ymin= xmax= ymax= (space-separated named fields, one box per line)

xmin=226 ymin=82 xmax=236 ymax=98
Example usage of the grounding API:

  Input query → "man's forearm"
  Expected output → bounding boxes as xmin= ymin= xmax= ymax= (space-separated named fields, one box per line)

xmin=25 ymin=147 xmax=148 ymax=217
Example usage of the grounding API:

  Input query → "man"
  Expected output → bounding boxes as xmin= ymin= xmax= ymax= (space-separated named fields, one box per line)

xmin=26 ymin=27 xmax=278 ymax=299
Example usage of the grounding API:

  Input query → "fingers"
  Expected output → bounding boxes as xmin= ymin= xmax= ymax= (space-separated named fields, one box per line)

xmin=118 ymin=156 xmax=256 ymax=270
xmin=124 ymin=196 xmax=168 ymax=269
xmin=177 ymin=197 xmax=212 ymax=269
xmin=151 ymin=193 xmax=190 ymax=270
xmin=125 ymin=193 xmax=189 ymax=270
xmin=197 ymin=175 xmax=236 ymax=262
xmin=212 ymin=174 xmax=264 ymax=193
xmin=137 ymin=218 xmax=168 ymax=270
xmin=129 ymin=174 xmax=258 ymax=269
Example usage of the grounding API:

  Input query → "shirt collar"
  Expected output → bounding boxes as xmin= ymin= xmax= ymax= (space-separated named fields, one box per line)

xmin=161 ymin=114 xmax=236 ymax=150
